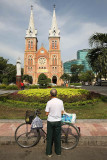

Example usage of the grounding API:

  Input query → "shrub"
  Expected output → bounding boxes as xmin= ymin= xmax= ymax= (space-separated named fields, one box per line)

xmin=6 ymin=85 xmax=18 ymax=90
xmin=100 ymin=95 xmax=107 ymax=102
xmin=64 ymin=99 xmax=100 ymax=108
xmin=0 ymin=84 xmax=7 ymax=89
xmin=24 ymin=84 xmax=39 ymax=89
xmin=70 ymin=83 xmax=82 ymax=86
xmin=6 ymin=98 xmax=100 ymax=110
xmin=29 ymin=85 xmax=39 ymax=89
xmin=7 ymin=88 xmax=99 ymax=103
xmin=38 ymin=73 xmax=48 ymax=88
xmin=22 ymin=75 xmax=33 ymax=84
xmin=2 ymin=78 xmax=8 ymax=85
xmin=6 ymin=100 xmax=46 ymax=109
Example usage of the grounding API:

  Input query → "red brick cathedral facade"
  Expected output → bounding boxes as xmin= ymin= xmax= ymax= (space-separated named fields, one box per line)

xmin=24 ymin=6 xmax=63 ymax=85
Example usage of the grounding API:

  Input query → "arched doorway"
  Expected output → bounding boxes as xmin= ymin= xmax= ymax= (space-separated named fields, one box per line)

xmin=52 ymin=76 xmax=57 ymax=84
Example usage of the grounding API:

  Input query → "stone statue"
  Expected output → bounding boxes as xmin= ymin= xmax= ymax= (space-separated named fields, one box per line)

xmin=16 ymin=57 xmax=21 ymax=76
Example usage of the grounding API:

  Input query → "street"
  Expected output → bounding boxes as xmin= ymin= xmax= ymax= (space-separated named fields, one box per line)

xmin=81 ymin=86 xmax=107 ymax=96
xmin=0 ymin=144 xmax=107 ymax=160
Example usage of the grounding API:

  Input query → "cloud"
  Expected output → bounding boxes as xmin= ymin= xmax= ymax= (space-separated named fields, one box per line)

xmin=61 ymin=22 xmax=107 ymax=62
xmin=0 ymin=0 xmax=107 ymax=65
xmin=0 ymin=20 xmax=23 ymax=34
xmin=0 ymin=42 xmax=24 ymax=65
xmin=0 ymin=0 xmax=32 ymax=13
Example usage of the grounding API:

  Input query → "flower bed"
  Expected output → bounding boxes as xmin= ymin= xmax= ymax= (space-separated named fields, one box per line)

xmin=7 ymin=88 xmax=100 ymax=103
xmin=18 ymin=88 xmax=89 ymax=97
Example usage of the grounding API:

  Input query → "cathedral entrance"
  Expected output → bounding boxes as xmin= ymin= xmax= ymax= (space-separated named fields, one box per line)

xmin=52 ymin=76 xmax=57 ymax=84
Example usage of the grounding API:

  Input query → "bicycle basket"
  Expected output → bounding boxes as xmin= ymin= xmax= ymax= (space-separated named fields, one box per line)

xmin=25 ymin=110 xmax=35 ymax=124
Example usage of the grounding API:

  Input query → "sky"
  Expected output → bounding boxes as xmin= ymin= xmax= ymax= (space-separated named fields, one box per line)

xmin=0 ymin=0 xmax=107 ymax=66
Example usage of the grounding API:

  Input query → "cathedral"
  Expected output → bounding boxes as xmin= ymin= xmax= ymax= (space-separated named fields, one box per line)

xmin=24 ymin=6 xmax=63 ymax=85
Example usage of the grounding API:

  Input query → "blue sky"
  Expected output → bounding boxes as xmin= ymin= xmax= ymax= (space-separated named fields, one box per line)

xmin=0 ymin=0 xmax=107 ymax=66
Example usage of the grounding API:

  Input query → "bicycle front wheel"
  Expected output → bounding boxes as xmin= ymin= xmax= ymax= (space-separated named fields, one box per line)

xmin=61 ymin=123 xmax=79 ymax=150
xmin=15 ymin=123 xmax=40 ymax=148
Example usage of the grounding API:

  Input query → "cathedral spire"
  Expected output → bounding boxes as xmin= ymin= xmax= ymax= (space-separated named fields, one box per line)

xmin=26 ymin=5 xmax=37 ymax=38
xmin=49 ymin=5 xmax=60 ymax=38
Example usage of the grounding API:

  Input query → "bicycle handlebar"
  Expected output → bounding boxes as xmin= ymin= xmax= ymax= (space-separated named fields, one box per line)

xmin=35 ymin=109 xmax=41 ymax=115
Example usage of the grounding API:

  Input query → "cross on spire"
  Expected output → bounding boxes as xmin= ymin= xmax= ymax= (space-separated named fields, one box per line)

xmin=49 ymin=4 xmax=60 ymax=37
xmin=26 ymin=5 xmax=37 ymax=38
xmin=31 ymin=5 xmax=33 ymax=10
xmin=53 ymin=4 xmax=56 ymax=9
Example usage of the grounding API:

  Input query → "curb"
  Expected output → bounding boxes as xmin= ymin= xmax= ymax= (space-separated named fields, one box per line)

xmin=0 ymin=136 xmax=107 ymax=146
xmin=78 ymin=136 xmax=107 ymax=146
xmin=0 ymin=119 xmax=107 ymax=123
xmin=0 ymin=119 xmax=107 ymax=146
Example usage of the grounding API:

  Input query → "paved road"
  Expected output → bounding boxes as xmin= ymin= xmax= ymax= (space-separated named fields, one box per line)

xmin=0 ymin=89 xmax=18 ymax=95
xmin=0 ymin=145 xmax=107 ymax=160
xmin=81 ymin=86 xmax=107 ymax=96
xmin=0 ymin=86 xmax=107 ymax=96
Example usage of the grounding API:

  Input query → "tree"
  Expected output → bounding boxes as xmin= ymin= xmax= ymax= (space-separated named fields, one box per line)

xmin=2 ymin=78 xmax=8 ymax=85
xmin=38 ymin=73 xmax=48 ymax=88
xmin=70 ymin=64 xmax=84 ymax=82
xmin=22 ymin=74 xmax=33 ymax=84
xmin=71 ymin=64 xmax=84 ymax=75
xmin=4 ymin=64 xmax=16 ymax=83
xmin=47 ymin=78 xmax=51 ymax=84
xmin=79 ymin=70 xmax=95 ymax=84
xmin=0 ymin=57 xmax=17 ymax=84
xmin=60 ymin=73 xmax=71 ymax=83
xmin=0 ymin=57 xmax=8 ymax=82
xmin=87 ymin=33 xmax=107 ymax=80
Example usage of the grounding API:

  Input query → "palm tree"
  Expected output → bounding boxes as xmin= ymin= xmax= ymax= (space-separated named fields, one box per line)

xmin=87 ymin=33 xmax=107 ymax=80
xmin=89 ymin=33 xmax=107 ymax=48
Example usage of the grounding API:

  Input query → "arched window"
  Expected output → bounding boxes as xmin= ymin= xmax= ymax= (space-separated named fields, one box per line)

xmin=52 ymin=41 xmax=54 ymax=49
xmin=55 ymin=58 xmax=57 ymax=65
xmin=28 ymin=41 xmax=30 ymax=49
xmin=55 ymin=40 xmax=57 ymax=49
xmin=28 ymin=55 xmax=33 ymax=66
xmin=28 ymin=67 xmax=33 ymax=72
xmin=52 ymin=67 xmax=54 ymax=72
xmin=52 ymin=55 xmax=57 ymax=65
xmin=52 ymin=58 xmax=54 ymax=65
xmin=31 ymin=41 xmax=33 ymax=49
xmin=31 ymin=59 xmax=33 ymax=65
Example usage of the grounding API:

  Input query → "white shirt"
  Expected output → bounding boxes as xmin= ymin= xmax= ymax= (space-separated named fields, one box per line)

xmin=45 ymin=98 xmax=64 ymax=122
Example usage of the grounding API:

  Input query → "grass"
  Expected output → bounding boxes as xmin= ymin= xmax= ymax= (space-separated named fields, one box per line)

xmin=0 ymin=88 xmax=106 ymax=119
xmin=0 ymin=100 xmax=107 ymax=119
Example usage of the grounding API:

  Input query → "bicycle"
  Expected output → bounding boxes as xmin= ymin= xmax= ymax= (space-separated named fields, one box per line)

xmin=15 ymin=110 xmax=80 ymax=150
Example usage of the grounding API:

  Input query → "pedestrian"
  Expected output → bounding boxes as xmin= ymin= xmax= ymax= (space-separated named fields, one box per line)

xmin=20 ymin=81 xmax=24 ymax=90
xmin=45 ymin=89 xmax=64 ymax=157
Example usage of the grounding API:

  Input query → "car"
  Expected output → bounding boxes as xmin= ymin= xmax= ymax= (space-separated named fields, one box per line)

xmin=9 ymin=83 xmax=15 ymax=85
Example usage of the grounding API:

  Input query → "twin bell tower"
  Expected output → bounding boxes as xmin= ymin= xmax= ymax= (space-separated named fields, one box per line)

xmin=24 ymin=5 xmax=63 ymax=85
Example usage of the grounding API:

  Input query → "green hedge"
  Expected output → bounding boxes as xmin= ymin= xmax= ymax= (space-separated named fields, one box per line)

xmin=24 ymin=85 xmax=39 ymax=89
xmin=6 ymin=85 xmax=18 ymax=90
xmin=70 ymin=83 xmax=82 ymax=86
xmin=6 ymin=98 xmax=99 ymax=109
xmin=0 ymin=84 xmax=7 ymax=89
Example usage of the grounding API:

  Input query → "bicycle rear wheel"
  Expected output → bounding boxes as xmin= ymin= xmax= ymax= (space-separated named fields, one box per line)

xmin=15 ymin=123 xmax=40 ymax=148
xmin=61 ymin=123 xmax=79 ymax=150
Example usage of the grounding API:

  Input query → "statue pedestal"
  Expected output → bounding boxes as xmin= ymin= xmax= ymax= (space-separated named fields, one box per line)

xmin=16 ymin=75 xmax=21 ymax=89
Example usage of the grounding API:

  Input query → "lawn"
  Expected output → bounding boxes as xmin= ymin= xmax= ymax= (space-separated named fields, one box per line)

xmin=0 ymin=101 xmax=107 ymax=119
xmin=0 ymin=88 xmax=106 ymax=119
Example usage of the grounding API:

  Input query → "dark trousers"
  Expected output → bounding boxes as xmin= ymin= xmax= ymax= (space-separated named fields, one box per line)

xmin=46 ymin=121 xmax=61 ymax=155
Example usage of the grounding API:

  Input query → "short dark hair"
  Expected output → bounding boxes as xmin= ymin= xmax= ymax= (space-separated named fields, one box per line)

xmin=50 ymin=89 xmax=57 ymax=97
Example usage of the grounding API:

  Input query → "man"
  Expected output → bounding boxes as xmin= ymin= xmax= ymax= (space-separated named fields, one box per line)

xmin=45 ymin=89 xmax=64 ymax=157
